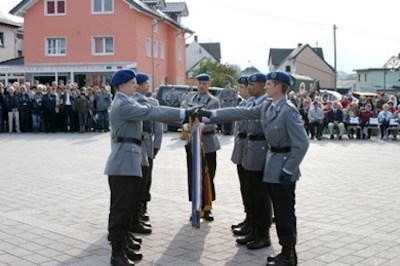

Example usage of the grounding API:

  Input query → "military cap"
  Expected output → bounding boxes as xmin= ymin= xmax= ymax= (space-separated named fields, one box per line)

xmin=237 ymin=76 xmax=248 ymax=85
xmin=266 ymin=71 xmax=292 ymax=86
xmin=136 ymin=73 xmax=149 ymax=85
xmin=248 ymin=73 xmax=267 ymax=83
xmin=111 ymin=69 xmax=136 ymax=87
xmin=196 ymin=73 xmax=210 ymax=81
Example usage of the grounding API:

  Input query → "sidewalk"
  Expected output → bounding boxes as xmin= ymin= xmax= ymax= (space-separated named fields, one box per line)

xmin=0 ymin=132 xmax=399 ymax=265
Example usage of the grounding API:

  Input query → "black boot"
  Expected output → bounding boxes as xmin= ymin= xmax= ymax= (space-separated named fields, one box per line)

xmin=127 ymin=232 xmax=142 ymax=244
xmin=203 ymin=210 xmax=214 ymax=222
xmin=266 ymin=246 xmax=296 ymax=266
xmin=125 ymin=236 xmax=141 ymax=250
xmin=140 ymin=201 xmax=150 ymax=222
xmin=130 ymin=223 xmax=152 ymax=234
xmin=231 ymin=213 xmax=247 ymax=230
xmin=233 ymin=224 xmax=253 ymax=236
xmin=124 ymin=245 xmax=143 ymax=262
xmin=236 ymin=230 xmax=256 ymax=245
xmin=110 ymin=242 xmax=135 ymax=266
xmin=247 ymin=228 xmax=271 ymax=249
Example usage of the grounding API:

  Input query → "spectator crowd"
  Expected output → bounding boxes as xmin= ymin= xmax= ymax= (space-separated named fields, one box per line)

xmin=0 ymin=80 xmax=112 ymax=134
xmin=286 ymin=89 xmax=400 ymax=141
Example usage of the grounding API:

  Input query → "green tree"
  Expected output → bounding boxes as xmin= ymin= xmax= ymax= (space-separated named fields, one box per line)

xmin=192 ymin=59 xmax=241 ymax=87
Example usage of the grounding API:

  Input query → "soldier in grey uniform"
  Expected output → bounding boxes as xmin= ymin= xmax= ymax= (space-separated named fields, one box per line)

xmin=130 ymin=73 xmax=162 ymax=235
xmin=232 ymin=73 xmax=272 ymax=250
xmin=180 ymin=73 xmax=221 ymax=221
xmin=199 ymin=71 xmax=309 ymax=266
xmin=230 ymin=76 xmax=251 ymax=230
xmin=104 ymin=69 xmax=194 ymax=266
xmin=219 ymin=80 xmax=238 ymax=135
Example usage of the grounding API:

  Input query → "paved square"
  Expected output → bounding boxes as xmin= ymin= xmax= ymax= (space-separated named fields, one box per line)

xmin=0 ymin=132 xmax=399 ymax=265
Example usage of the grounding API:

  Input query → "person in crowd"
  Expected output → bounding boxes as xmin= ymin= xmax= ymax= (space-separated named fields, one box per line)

xmin=74 ymin=92 xmax=90 ymax=133
xmin=375 ymin=92 xmax=387 ymax=113
xmin=0 ymin=85 xmax=4 ymax=132
xmin=17 ymin=85 xmax=32 ymax=132
xmin=298 ymin=98 xmax=310 ymax=136
xmin=344 ymin=102 xmax=359 ymax=139
xmin=308 ymin=101 xmax=324 ymax=140
xmin=31 ymin=90 xmax=44 ymax=133
xmin=377 ymin=103 xmax=393 ymax=140
xmin=358 ymin=104 xmax=375 ymax=139
xmin=232 ymin=73 xmax=272 ymax=250
xmin=104 ymin=68 xmax=194 ymax=266
xmin=95 ymin=85 xmax=112 ymax=132
xmin=42 ymin=86 xmax=57 ymax=133
xmin=4 ymin=86 xmax=21 ymax=133
xmin=326 ymin=101 xmax=345 ymax=140
xmin=60 ymin=84 xmax=77 ymax=132
xmin=86 ymin=87 xmax=96 ymax=131
xmin=387 ymin=101 xmax=396 ymax=114
xmin=180 ymin=73 xmax=221 ymax=222
xmin=219 ymin=80 xmax=238 ymax=135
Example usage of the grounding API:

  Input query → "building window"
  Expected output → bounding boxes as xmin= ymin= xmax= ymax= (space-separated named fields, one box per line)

xmin=153 ymin=40 xmax=158 ymax=58
xmin=364 ymin=74 xmax=367 ymax=82
xmin=0 ymin=32 xmax=4 ymax=47
xmin=92 ymin=36 xmax=114 ymax=55
xmin=153 ymin=19 xmax=158 ymax=33
xmin=45 ymin=0 xmax=66 ymax=15
xmin=92 ymin=0 xmax=113 ymax=13
xmin=46 ymin=37 xmax=66 ymax=56
xmin=285 ymin=66 xmax=291 ymax=72
xmin=160 ymin=42 xmax=164 ymax=60
xmin=145 ymin=38 xmax=151 ymax=57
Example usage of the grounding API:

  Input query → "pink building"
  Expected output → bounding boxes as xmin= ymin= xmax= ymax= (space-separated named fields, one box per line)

xmin=5 ymin=0 xmax=192 ymax=90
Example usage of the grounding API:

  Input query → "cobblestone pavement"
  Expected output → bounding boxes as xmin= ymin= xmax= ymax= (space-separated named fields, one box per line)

xmin=0 ymin=132 xmax=399 ymax=266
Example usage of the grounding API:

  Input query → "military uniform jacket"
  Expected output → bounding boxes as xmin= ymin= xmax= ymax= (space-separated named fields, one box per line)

xmin=181 ymin=91 xmax=221 ymax=153
xmin=105 ymin=92 xmax=181 ymax=177
xmin=211 ymin=97 xmax=309 ymax=183
xmin=242 ymin=94 xmax=269 ymax=171
xmin=133 ymin=93 xmax=163 ymax=163
xmin=231 ymin=99 xmax=248 ymax=165
xmin=219 ymin=88 xmax=238 ymax=108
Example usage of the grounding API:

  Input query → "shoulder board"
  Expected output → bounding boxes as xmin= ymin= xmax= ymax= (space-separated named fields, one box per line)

xmin=285 ymin=100 xmax=298 ymax=110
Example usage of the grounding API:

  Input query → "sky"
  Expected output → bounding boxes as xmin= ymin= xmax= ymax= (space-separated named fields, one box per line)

xmin=2 ymin=0 xmax=400 ymax=74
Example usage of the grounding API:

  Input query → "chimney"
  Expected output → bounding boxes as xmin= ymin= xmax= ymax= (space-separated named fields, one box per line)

xmin=194 ymin=35 xmax=198 ymax=42
xmin=297 ymin=43 xmax=302 ymax=47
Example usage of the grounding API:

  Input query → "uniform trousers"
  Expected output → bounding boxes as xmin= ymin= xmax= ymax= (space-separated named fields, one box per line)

xmin=108 ymin=175 xmax=140 ymax=242
xmin=236 ymin=164 xmax=250 ymax=213
xmin=185 ymin=145 xmax=216 ymax=202
xmin=245 ymin=169 xmax=272 ymax=230
xmin=267 ymin=182 xmax=297 ymax=247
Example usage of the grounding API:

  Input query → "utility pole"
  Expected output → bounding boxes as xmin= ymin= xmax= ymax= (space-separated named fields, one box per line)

xmin=333 ymin=24 xmax=337 ymax=91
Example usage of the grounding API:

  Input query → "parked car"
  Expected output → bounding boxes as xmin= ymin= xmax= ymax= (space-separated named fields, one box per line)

xmin=155 ymin=85 xmax=223 ymax=131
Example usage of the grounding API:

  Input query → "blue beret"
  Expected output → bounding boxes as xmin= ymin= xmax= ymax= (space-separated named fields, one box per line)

xmin=111 ymin=69 xmax=136 ymax=87
xmin=248 ymin=73 xmax=266 ymax=83
xmin=136 ymin=73 xmax=149 ymax=85
xmin=196 ymin=73 xmax=210 ymax=81
xmin=237 ymin=76 xmax=248 ymax=85
xmin=266 ymin=71 xmax=292 ymax=86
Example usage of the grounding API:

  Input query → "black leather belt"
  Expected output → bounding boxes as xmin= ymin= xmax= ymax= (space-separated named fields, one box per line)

xmin=269 ymin=146 xmax=291 ymax=153
xmin=203 ymin=131 xmax=215 ymax=135
xmin=247 ymin=135 xmax=266 ymax=141
xmin=115 ymin=137 xmax=142 ymax=146
xmin=238 ymin=133 xmax=247 ymax=139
